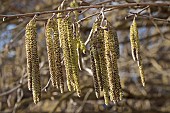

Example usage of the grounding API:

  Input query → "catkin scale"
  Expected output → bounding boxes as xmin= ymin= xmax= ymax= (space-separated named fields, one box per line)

xmin=137 ymin=56 xmax=145 ymax=87
xmin=25 ymin=17 xmax=41 ymax=104
xmin=113 ymin=29 xmax=120 ymax=59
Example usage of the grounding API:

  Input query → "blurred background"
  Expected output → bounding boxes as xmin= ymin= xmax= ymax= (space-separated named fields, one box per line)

xmin=0 ymin=0 xmax=170 ymax=113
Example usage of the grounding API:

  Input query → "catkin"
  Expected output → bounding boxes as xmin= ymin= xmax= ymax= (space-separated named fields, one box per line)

xmin=103 ymin=20 xmax=122 ymax=102
xmin=90 ymin=17 xmax=106 ymax=99
xmin=25 ymin=18 xmax=33 ymax=91
xmin=53 ymin=18 xmax=64 ymax=93
xmin=98 ymin=28 xmax=105 ymax=91
xmin=103 ymin=26 xmax=116 ymax=102
xmin=109 ymin=25 xmax=122 ymax=101
xmin=93 ymin=17 xmax=103 ymax=91
xmin=45 ymin=18 xmax=58 ymax=87
xmin=25 ymin=17 xmax=41 ymax=104
xmin=58 ymin=16 xmax=73 ymax=91
xmin=132 ymin=18 xmax=140 ymax=61
xmin=90 ymin=31 xmax=100 ymax=98
xmin=66 ymin=17 xmax=81 ymax=96
xmin=130 ymin=17 xmax=145 ymax=86
xmin=130 ymin=19 xmax=137 ymax=61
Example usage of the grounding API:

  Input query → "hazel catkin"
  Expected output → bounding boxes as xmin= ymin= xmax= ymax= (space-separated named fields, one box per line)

xmin=90 ymin=31 xmax=100 ymax=98
xmin=103 ymin=20 xmax=122 ymax=103
xmin=130 ymin=17 xmax=145 ymax=87
xmin=53 ymin=18 xmax=64 ymax=93
xmin=45 ymin=18 xmax=58 ymax=88
xmin=25 ymin=16 xmax=41 ymax=104
xmin=66 ymin=17 xmax=81 ymax=96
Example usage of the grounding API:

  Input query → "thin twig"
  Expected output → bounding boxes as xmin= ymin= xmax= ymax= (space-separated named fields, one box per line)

xmin=0 ymin=83 xmax=23 ymax=97
xmin=0 ymin=3 xmax=169 ymax=19
xmin=41 ymin=78 xmax=51 ymax=92
xmin=50 ymin=85 xmax=92 ymax=113
xmin=75 ymin=88 xmax=93 ymax=113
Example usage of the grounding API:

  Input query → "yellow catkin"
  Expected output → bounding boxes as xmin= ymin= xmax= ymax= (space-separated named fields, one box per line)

xmin=58 ymin=16 xmax=73 ymax=91
xmin=132 ymin=18 xmax=140 ymax=61
xmin=89 ymin=17 xmax=106 ymax=98
xmin=108 ymin=24 xmax=122 ymax=101
xmin=25 ymin=18 xmax=33 ymax=91
xmin=74 ymin=23 xmax=86 ymax=71
xmin=104 ymin=21 xmax=122 ymax=102
xmin=26 ymin=17 xmax=41 ymax=104
xmin=98 ymin=28 xmax=105 ymax=91
xmin=130 ymin=18 xmax=137 ymax=61
xmin=45 ymin=19 xmax=58 ymax=88
xmin=130 ymin=17 xmax=145 ymax=87
xmin=53 ymin=18 xmax=64 ymax=93
xmin=66 ymin=17 xmax=81 ymax=96
xmin=93 ymin=17 xmax=103 ymax=91
xmin=103 ymin=26 xmax=116 ymax=102
xmin=90 ymin=31 xmax=100 ymax=98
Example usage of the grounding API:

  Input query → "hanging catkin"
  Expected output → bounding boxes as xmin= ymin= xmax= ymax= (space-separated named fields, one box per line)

xmin=93 ymin=17 xmax=103 ymax=92
xmin=58 ymin=15 xmax=73 ymax=91
xmin=90 ymin=31 xmax=100 ymax=98
xmin=103 ymin=25 xmax=116 ymax=102
xmin=132 ymin=18 xmax=140 ymax=61
xmin=130 ymin=18 xmax=137 ymax=61
xmin=89 ymin=17 xmax=106 ymax=99
xmin=130 ymin=17 xmax=145 ymax=86
xmin=65 ymin=17 xmax=81 ymax=96
xmin=25 ymin=16 xmax=41 ymax=104
xmin=74 ymin=23 xmax=85 ymax=71
xmin=103 ymin=20 xmax=122 ymax=103
xmin=98 ymin=27 xmax=105 ymax=91
xmin=92 ymin=17 xmax=110 ymax=105
xmin=45 ymin=18 xmax=58 ymax=88
xmin=53 ymin=18 xmax=64 ymax=93
xmin=25 ymin=18 xmax=33 ymax=91
xmin=109 ymin=24 xmax=122 ymax=101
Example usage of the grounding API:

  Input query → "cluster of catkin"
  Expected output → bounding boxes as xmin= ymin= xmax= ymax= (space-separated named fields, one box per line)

xmin=57 ymin=12 xmax=82 ymax=97
xmin=25 ymin=12 xmax=146 ymax=105
xmin=89 ymin=16 xmax=122 ymax=105
xmin=25 ymin=16 xmax=41 ymax=104
xmin=45 ymin=17 xmax=64 ymax=93
xmin=25 ymin=12 xmax=85 ymax=103
xmin=130 ymin=17 xmax=145 ymax=87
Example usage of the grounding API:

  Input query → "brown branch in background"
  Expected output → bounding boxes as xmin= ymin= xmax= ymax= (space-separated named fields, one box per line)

xmin=50 ymin=85 xmax=92 ymax=113
xmin=0 ymin=3 xmax=169 ymax=19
